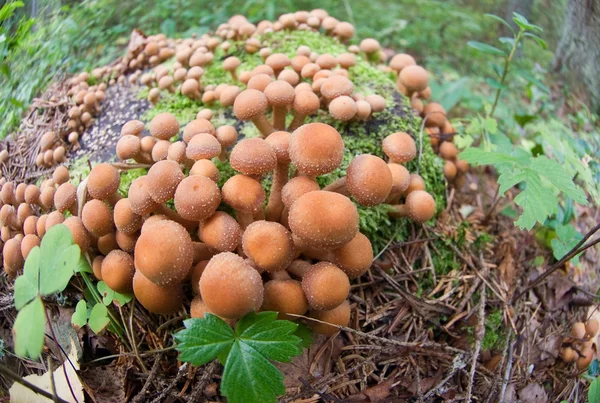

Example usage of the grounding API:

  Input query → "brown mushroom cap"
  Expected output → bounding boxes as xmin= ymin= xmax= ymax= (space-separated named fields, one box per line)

xmin=265 ymin=131 xmax=292 ymax=163
xmin=223 ymin=56 xmax=241 ymax=72
xmin=81 ymin=199 xmax=113 ymax=237
xmin=292 ymin=90 xmax=320 ymax=116
xmin=128 ymin=176 xmax=159 ymax=216
xmin=264 ymin=79 xmax=295 ymax=105
xmin=199 ymin=252 xmax=264 ymax=319
xmin=265 ymin=53 xmax=290 ymax=72
xmin=54 ymin=183 xmax=77 ymax=213
xmin=198 ymin=211 xmax=242 ymax=252
xmin=182 ymin=119 xmax=216 ymax=143
xmin=288 ymin=190 xmax=358 ymax=249
xmin=405 ymin=174 xmax=426 ymax=195
xmin=186 ymin=133 xmax=222 ymax=160
xmin=222 ymin=175 xmax=265 ymax=214
xmin=290 ymin=123 xmax=344 ymax=176
xmin=190 ymin=296 xmax=210 ymax=318
xmin=389 ymin=53 xmax=416 ymax=72
xmin=102 ymin=250 xmax=135 ymax=293
xmin=52 ymin=166 xmax=70 ymax=185
xmin=331 ymin=232 xmax=373 ymax=278
xmin=45 ymin=211 xmax=65 ymax=231
xmin=360 ymin=38 xmax=380 ymax=54
xmin=229 ymin=138 xmax=277 ymax=175
xmin=21 ymin=234 xmax=40 ymax=260
xmin=189 ymin=159 xmax=219 ymax=182
xmin=388 ymin=163 xmax=411 ymax=194
xmin=443 ymin=160 xmax=457 ymax=181
xmin=174 ymin=175 xmax=221 ymax=221
xmin=262 ymin=279 xmax=309 ymax=319
xmin=149 ymin=112 xmax=180 ymax=140
xmin=281 ymin=176 xmax=320 ymax=208
xmin=23 ymin=215 xmax=38 ymax=235
xmin=423 ymin=102 xmax=447 ymax=128
xmin=328 ymin=96 xmax=357 ymax=121
xmin=134 ymin=220 xmax=194 ymax=285
xmin=320 ymin=75 xmax=354 ymax=99
xmin=247 ymin=73 xmax=273 ymax=92
xmin=382 ymin=132 xmax=417 ymax=163
xmin=302 ymin=262 xmax=349 ymax=310
xmin=346 ymin=154 xmax=393 ymax=206
xmin=233 ymin=89 xmax=269 ymax=120
xmin=181 ymin=79 xmax=201 ymax=99
xmin=190 ymin=260 xmax=209 ymax=294
xmin=88 ymin=163 xmax=120 ymax=200
xmin=114 ymin=198 xmax=143 ymax=234
xmin=133 ymin=270 xmax=184 ymax=315
xmin=309 ymin=300 xmax=351 ymax=335
xmin=405 ymin=190 xmax=436 ymax=223
xmin=146 ymin=160 xmax=184 ymax=203
xmin=24 ymin=184 xmax=41 ymax=205
xmin=399 ymin=65 xmax=429 ymax=92
xmin=116 ymin=135 xmax=141 ymax=160
xmin=365 ymin=94 xmax=386 ymax=112
xmin=121 ymin=120 xmax=145 ymax=136
xmin=242 ymin=221 xmax=294 ymax=272
xmin=215 ymin=125 xmax=238 ymax=148
xmin=3 ymin=238 xmax=24 ymax=277
xmin=63 ymin=216 xmax=91 ymax=252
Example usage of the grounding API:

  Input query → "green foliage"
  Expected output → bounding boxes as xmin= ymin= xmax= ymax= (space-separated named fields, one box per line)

xmin=13 ymin=224 xmax=81 ymax=359
xmin=175 ymin=312 xmax=307 ymax=403
xmin=71 ymin=281 xmax=132 ymax=333
xmin=590 ymin=377 xmax=600 ymax=403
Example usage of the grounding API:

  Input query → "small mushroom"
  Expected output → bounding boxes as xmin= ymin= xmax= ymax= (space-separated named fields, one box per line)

xmin=264 ymin=80 xmax=295 ymax=130
xmin=222 ymin=174 xmax=265 ymax=229
xmin=198 ymin=211 xmax=242 ymax=252
xmin=133 ymin=270 xmax=184 ymax=315
xmin=302 ymin=262 xmax=350 ymax=310
xmin=262 ymin=279 xmax=308 ymax=320
xmin=233 ymin=89 xmax=275 ymax=137
xmin=149 ymin=112 xmax=180 ymax=140
xmin=309 ymin=300 xmax=351 ymax=336
xmin=223 ymin=56 xmax=241 ymax=81
xmin=242 ymin=221 xmax=294 ymax=272
xmin=389 ymin=190 xmax=436 ymax=223
xmin=174 ymin=175 xmax=221 ymax=221
xmin=288 ymin=90 xmax=320 ymax=131
xmin=102 ymin=250 xmax=135 ymax=293
xmin=290 ymin=123 xmax=344 ymax=177
xmin=382 ymin=132 xmax=417 ymax=164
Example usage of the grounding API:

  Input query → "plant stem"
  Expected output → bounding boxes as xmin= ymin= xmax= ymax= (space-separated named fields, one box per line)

xmin=489 ymin=30 xmax=524 ymax=118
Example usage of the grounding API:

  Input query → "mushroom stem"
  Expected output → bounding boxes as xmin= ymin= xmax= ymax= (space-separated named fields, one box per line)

xmin=193 ymin=241 xmax=215 ymax=263
xmin=287 ymin=113 xmax=307 ymax=132
xmin=388 ymin=204 xmax=408 ymax=219
xmin=265 ymin=161 xmax=289 ymax=221
xmin=272 ymin=106 xmax=288 ymax=131
xmin=106 ymin=192 xmax=123 ymax=206
xmin=322 ymin=177 xmax=350 ymax=196
xmin=252 ymin=116 xmax=275 ymax=138
xmin=236 ymin=211 xmax=254 ymax=230
xmin=154 ymin=204 xmax=198 ymax=231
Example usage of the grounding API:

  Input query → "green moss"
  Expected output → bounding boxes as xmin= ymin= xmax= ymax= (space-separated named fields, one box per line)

xmin=118 ymin=168 xmax=148 ymax=197
xmin=138 ymin=29 xmax=446 ymax=252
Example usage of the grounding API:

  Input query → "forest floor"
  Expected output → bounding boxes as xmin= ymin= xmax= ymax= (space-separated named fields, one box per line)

xmin=1 ymin=38 xmax=600 ymax=403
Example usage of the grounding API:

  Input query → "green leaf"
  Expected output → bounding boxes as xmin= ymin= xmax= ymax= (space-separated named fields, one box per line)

xmin=523 ymin=32 xmax=547 ymax=49
xmin=76 ymin=254 xmax=93 ymax=273
xmin=294 ymin=323 xmax=314 ymax=349
xmin=221 ymin=341 xmax=285 ymax=403
xmin=88 ymin=304 xmax=110 ymax=334
xmin=550 ymin=224 xmax=584 ymax=264
xmin=486 ymin=77 xmax=508 ymax=90
xmin=175 ymin=315 xmax=235 ymax=366
xmin=236 ymin=312 xmax=301 ymax=362
xmin=482 ymin=117 xmax=498 ymax=134
xmin=467 ymin=41 xmax=506 ymax=56
xmin=97 ymin=281 xmax=133 ymax=306
xmin=39 ymin=225 xmax=79 ymax=295
xmin=72 ymin=300 xmax=88 ymax=329
xmin=512 ymin=13 xmax=543 ymax=32
xmin=13 ymin=297 xmax=46 ymax=359
xmin=484 ymin=13 xmax=515 ymax=35
xmin=589 ymin=376 xmax=600 ymax=403
xmin=530 ymin=156 xmax=587 ymax=204
xmin=14 ymin=246 xmax=40 ymax=310
xmin=517 ymin=69 xmax=550 ymax=94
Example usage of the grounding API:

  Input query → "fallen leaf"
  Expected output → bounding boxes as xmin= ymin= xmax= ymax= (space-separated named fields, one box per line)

xmin=519 ymin=383 xmax=548 ymax=403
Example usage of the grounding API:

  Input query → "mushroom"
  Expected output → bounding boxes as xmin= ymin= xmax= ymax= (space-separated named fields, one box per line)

xmin=115 ymin=230 xmax=138 ymax=253
xmin=134 ymin=219 xmax=194 ymax=285
xmin=399 ymin=65 xmax=429 ymax=94
xmin=198 ymin=211 xmax=242 ymax=252
xmin=242 ymin=221 xmax=294 ymax=272
xmin=133 ymin=270 xmax=184 ymax=315
xmin=189 ymin=159 xmax=219 ymax=182
xmin=215 ymin=125 xmax=238 ymax=161
xmin=405 ymin=174 xmax=426 ymax=195
xmin=222 ymin=174 xmax=265 ymax=229
xmin=53 ymin=166 xmax=70 ymax=185
xmin=263 ymin=131 xmax=292 ymax=221
xmin=265 ymin=53 xmax=290 ymax=77
xmin=320 ymin=75 xmax=354 ymax=99
xmin=229 ymin=138 xmax=277 ymax=176
xmin=423 ymin=102 xmax=447 ymax=129
xmin=324 ymin=154 xmax=393 ymax=206
xmin=81 ymin=199 xmax=114 ymax=237
xmin=199 ymin=252 xmax=264 ymax=319
xmin=149 ymin=112 xmax=180 ymax=140
xmin=223 ymin=56 xmax=241 ymax=81
xmin=309 ymin=300 xmax=351 ymax=335
xmin=331 ymin=232 xmax=373 ymax=278
xmin=113 ymin=198 xmax=143 ymax=234
xmin=87 ymin=163 xmax=122 ymax=204
xmin=21 ymin=234 xmax=40 ymax=260
xmin=360 ymin=38 xmax=380 ymax=60
xmin=219 ymin=85 xmax=242 ymax=107
xmin=54 ymin=183 xmax=78 ymax=215
xmin=101 ymin=250 xmax=135 ymax=293
xmin=382 ymin=132 xmax=417 ymax=164
xmin=45 ymin=211 xmax=65 ymax=231
xmin=365 ymin=94 xmax=386 ymax=113
xmin=182 ymin=118 xmax=216 ymax=143
xmin=289 ymin=123 xmax=344 ymax=177
xmin=389 ymin=53 xmax=416 ymax=74
xmin=181 ymin=79 xmax=201 ymax=100
xmin=3 ymin=238 xmax=24 ymax=277
xmin=186 ymin=133 xmax=222 ymax=160
xmin=264 ymin=80 xmax=295 ymax=130
xmin=145 ymin=160 xmax=184 ymax=203
xmin=233 ymin=89 xmax=275 ymax=137
xmin=288 ymin=90 xmax=320 ymax=131
xmin=302 ymin=262 xmax=349 ymax=310
xmin=288 ymin=191 xmax=358 ymax=249
xmin=388 ymin=190 xmax=436 ymax=223
xmin=329 ymin=96 xmax=357 ymax=121
xmin=174 ymin=175 xmax=221 ymax=221
xmin=247 ymin=73 xmax=273 ymax=92
xmin=262 ymin=279 xmax=309 ymax=320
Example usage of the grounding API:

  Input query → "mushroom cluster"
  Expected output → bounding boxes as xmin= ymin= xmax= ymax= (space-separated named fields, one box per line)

xmin=560 ymin=319 xmax=599 ymax=370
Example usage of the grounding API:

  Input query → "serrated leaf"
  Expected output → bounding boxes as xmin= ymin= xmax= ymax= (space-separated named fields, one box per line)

xmin=175 ymin=315 xmax=235 ymax=366
xmin=530 ymin=156 xmax=587 ymax=204
xmin=237 ymin=312 xmax=302 ymax=362
xmin=221 ymin=341 xmax=285 ymax=403
xmin=459 ymin=148 xmax=520 ymax=165
xmin=88 ymin=303 xmax=110 ymax=334
xmin=513 ymin=169 xmax=557 ymax=230
xmin=39 ymin=225 xmax=79 ymax=295
xmin=14 ymin=246 xmax=40 ymax=310
xmin=467 ymin=41 xmax=506 ymax=56
xmin=294 ymin=323 xmax=314 ymax=349
xmin=72 ymin=300 xmax=88 ymax=329
xmin=13 ymin=297 xmax=45 ymax=359
xmin=482 ymin=117 xmax=498 ymax=134
xmin=551 ymin=224 xmax=583 ymax=264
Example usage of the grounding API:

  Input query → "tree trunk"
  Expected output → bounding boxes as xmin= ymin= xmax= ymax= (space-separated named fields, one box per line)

xmin=553 ymin=0 xmax=600 ymax=113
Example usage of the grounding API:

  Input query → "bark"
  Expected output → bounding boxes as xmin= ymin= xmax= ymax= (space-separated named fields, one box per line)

xmin=553 ymin=0 xmax=600 ymax=112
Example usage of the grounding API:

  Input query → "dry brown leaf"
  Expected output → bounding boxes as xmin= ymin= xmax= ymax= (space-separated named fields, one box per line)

xmin=519 ymin=383 xmax=548 ymax=403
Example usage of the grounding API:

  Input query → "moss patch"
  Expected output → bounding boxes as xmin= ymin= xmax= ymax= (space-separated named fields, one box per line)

xmin=138 ymin=29 xmax=446 ymax=252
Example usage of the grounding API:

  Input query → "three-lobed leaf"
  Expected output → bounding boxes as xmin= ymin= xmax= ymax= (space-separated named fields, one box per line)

xmin=97 ymin=281 xmax=133 ymax=306
xmin=71 ymin=300 xmax=88 ymax=329
xmin=39 ymin=225 xmax=79 ymax=295
xmin=13 ymin=297 xmax=45 ymax=359
xmin=175 ymin=312 xmax=307 ymax=403
xmin=88 ymin=304 xmax=110 ymax=334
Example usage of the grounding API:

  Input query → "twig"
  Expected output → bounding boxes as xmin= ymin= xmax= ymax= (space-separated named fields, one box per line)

xmin=149 ymin=363 xmax=188 ymax=403
xmin=466 ymin=283 xmax=486 ymax=402
xmin=513 ymin=222 xmax=600 ymax=302
xmin=128 ymin=299 xmax=148 ymax=373
xmin=131 ymin=354 xmax=162 ymax=403
xmin=45 ymin=308 xmax=79 ymax=403
xmin=498 ymin=333 xmax=514 ymax=403
xmin=0 ymin=364 xmax=69 ymax=403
